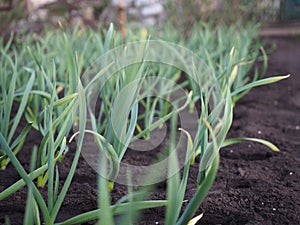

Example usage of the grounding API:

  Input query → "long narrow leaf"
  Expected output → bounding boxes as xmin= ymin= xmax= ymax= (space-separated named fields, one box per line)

xmin=0 ymin=133 xmax=51 ymax=224
xmin=231 ymin=75 xmax=290 ymax=97
xmin=55 ymin=200 xmax=168 ymax=225
xmin=222 ymin=137 xmax=280 ymax=152
xmin=8 ymin=70 xmax=35 ymax=144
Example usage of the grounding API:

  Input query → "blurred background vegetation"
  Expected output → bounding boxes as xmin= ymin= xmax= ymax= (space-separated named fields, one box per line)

xmin=0 ymin=0 xmax=299 ymax=37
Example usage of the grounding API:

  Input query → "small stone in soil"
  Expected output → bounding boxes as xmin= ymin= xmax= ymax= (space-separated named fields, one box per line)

xmin=238 ymin=167 xmax=246 ymax=176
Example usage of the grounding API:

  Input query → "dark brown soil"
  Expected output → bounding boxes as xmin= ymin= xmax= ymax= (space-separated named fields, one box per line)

xmin=0 ymin=36 xmax=300 ymax=225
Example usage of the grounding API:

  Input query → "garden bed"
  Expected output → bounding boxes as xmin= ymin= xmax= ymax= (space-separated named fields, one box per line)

xmin=197 ymin=36 xmax=300 ymax=224
xmin=0 ymin=36 xmax=299 ymax=225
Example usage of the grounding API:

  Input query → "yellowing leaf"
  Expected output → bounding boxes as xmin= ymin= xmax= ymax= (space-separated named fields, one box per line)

xmin=187 ymin=213 xmax=204 ymax=225
xmin=222 ymin=137 xmax=280 ymax=152
xmin=229 ymin=65 xmax=238 ymax=86
xmin=178 ymin=128 xmax=195 ymax=164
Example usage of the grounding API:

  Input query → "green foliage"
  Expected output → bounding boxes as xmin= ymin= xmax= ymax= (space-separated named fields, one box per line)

xmin=0 ymin=22 xmax=288 ymax=225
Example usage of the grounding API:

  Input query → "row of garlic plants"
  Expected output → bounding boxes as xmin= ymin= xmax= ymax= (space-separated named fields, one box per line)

xmin=0 ymin=23 xmax=288 ymax=225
